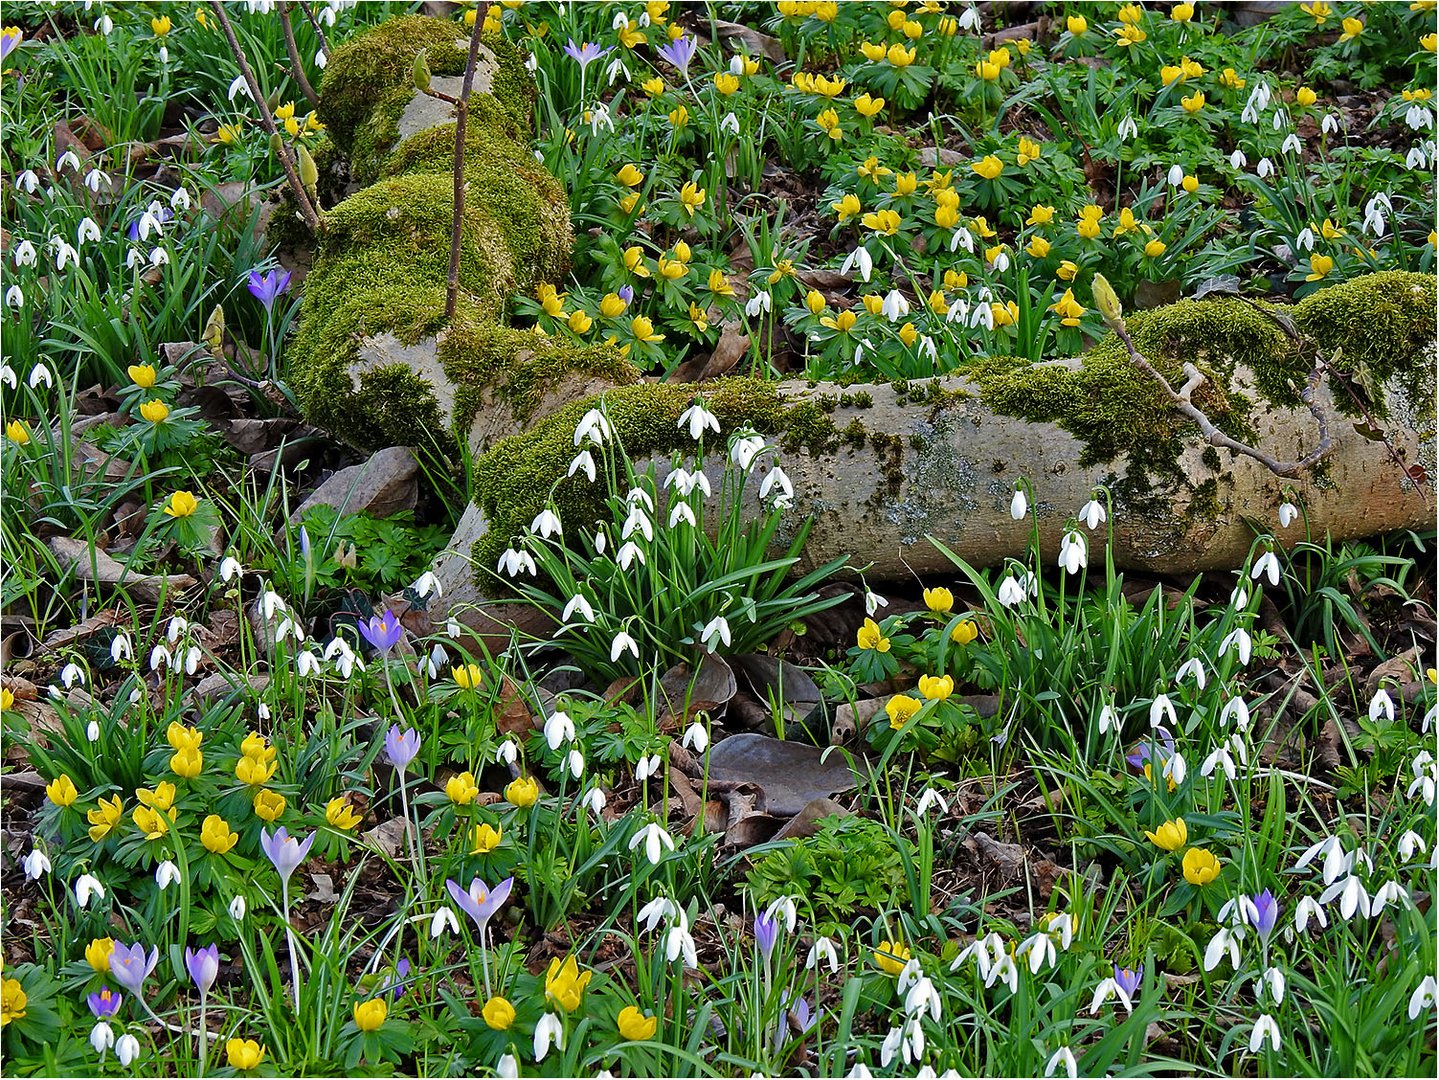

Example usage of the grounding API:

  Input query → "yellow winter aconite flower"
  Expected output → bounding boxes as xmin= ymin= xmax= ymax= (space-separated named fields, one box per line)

xmin=679 ymin=181 xmax=705 ymax=216
xmin=133 ymin=803 xmax=173 ymax=839
xmin=631 ymin=315 xmax=664 ymax=344
xmin=615 ymin=163 xmax=644 ymax=187
xmin=471 ymin=822 xmax=503 ymax=854
xmin=1306 ymin=254 xmax=1334 ymax=281
xmin=151 ymin=15 xmax=172 ymax=36
xmin=88 ymin=795 xmax=124 ymax=841
xmin=616 ymin=23 xmax=645 ymax=49
xmin=991 ymin=300 xmax=1020 ymax=327
xmin=873 ymin=940 xmax=910 ymax=975
xmin=1295 ymin=86 xmax=1317 ymax=107
xmin=713 ymin=71 xmax=740 ymax=96
xmin=1181 ymin=91 xmax=1205 ymax=113
xmin=943 ymin=268 xmax=968 ymax=290
xmin=925 ymin=586 xmax=955 ymax=613
xmin=567 ymin=310 xmax=593 ymax=334
xmin=816 ymin=108 xmax=842 ymax=140
xmin=641 ymin=76 xmax=666 ymax=96
xmin=857 ymin=155 xmax=892 ymax=183
xmin=1077 ymin=216 xmax=1102 ymax=240
xmin=862 ymin=294 xmax=885 ymax=315
xmin=1067 ymin=14 xmax=1088 ymax=35
xmin=1161 ymin=62 xmax=1184 ymax=86
xmin=226 ymin=1039 xmax=265 ymax=1070
xmin=1423 ymin=33 xmax=1438 ymax=52
xmin=1181 ymin=174 xmax=1199 ymax=193
xmin=252 ymin=788 xmax=286 ymax=822
xmin=832 ymin=193 xmax=862 ymax=222
xmin=201 ymin=813 xmax=240 ymax=854
xmin=1145 ymin=817 xmax=1188 ymax=851
xmin=803 ymin=290 xmax=826 ymax=315
xmin=482 ymin=996 xmax=516 ymax=1030
xmin=139 ymin=399 xmax=170 ymax=423
xmin=893 ymin=171 xmax=918 ymax=196
xmin=886 ymin=694 xmax=922 ymax=729
xmin=1056 ymin=260 xmax=1079 ymax=282
xmin=2 ymin=978 xmax=27 ymax=1027
xmin=859 ymin=40 xmax=887 ymax=62
xmin=236 ymin=753 xmax=277 ymax=786
xmin=1299 ymin=1 xmax=1330 ymax=23
xmin=167 ymin=722 xmax=202 ymax=751
xmin=658 ymin=254 xmax=687 ymax=282
xmin=1118 ymin=3 xmax=1144 ymax=24
xmin=5 ymin=420 xmax=28 ymax=445
xmin=453 ymin=663 xmax=484 ymax=689
xmin=935 ymin=202 xmax=959 ymax=229
xmin=1027 ymin=235 xmax=1052 ymax=258
xmin=599 ymin=293 xmax=627 ymax=319
xmin=1338 ymin=16 xmax=1363 ymax=42
xmin=1051 ymin=288 xmax=1086 ymax=327
xmin=1027 ymin=204 xmax=1055 ymax=226
xmin=241 ymin=732 xmax=276 ymax=763
xmin=919 ymin=674 xmax=954 ymax=701
xmin=1115 ymin=24 xmax=1147 ymax=46
xmin=353 ymin=998 xmax=387 ymax=1032
xmin=138 ymin=782 xmax=176 ymax=812
xmin=0 ymin=687 xmax=12 ymax=711
xmin=128 ymin=363 xmax=158 ymax=387
xmin=862 ymin=208 xmax=901 ymax=235
xmin=170 ymin=746 xmax=203 ymax=779
xmin=951 ymin=619 xmax=979 ymax=645
xmin=46 ymin=774 xmax=78 ymax=807
xmin=821 ymin=308 xmax=858 ymax=333
xmin=898 ymin=322 xmax=918 ymax=347
xmin=1017 ymin=137 xmax=1042 ymax=166
xmin=668 ymin=104 xmax=690 ymax=128
xmin=971 ymin=155 xmax=1003 ymax=180
xmin=854 ymin=93 xmax=884 ymax=117
xmin=1171 ymin=2 xmax=1194 ymax=21
xmin=984 ymin=244 xmax=1007 ymax=267
xmin=1145 ymin=238 xmax=1168 ymax=257
xmin=707 ymin=268 xmax=735 ymax=297
xmin=976 ymin=59 xmax=1000 ymax=81
xmin=618 ymin=1005 xmax=658 ymax=1041
xmin=1183 ymin=847 xmax=1221 ymax=885
xmin=886 ymin=42 xmax=916 ymax=67
xmin=506 ymin=775 xmax=539 ymax=808
xmin=1220 ymin=68 xmax=1245 ymax=89
xmin=857 ymin=617 xmax=890 ymax=652
xmin=86 ymin=937 xmax=116 ymax=973
xmin=545 ymin=955 xmax=592 ymax=1011
xmin=446 ymin=771 xmax=480 ymax=805
xmin=164 ymin=490 xmax=199 ymax=518
xmin=326 ymin=797 xmax=362 ymax=830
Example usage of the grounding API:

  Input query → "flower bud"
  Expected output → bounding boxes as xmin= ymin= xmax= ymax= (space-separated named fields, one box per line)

xmin=1091 ymin=273 xmax=1123 ymax=326
xmin=412 ymin=49 xmax=431 ymax=92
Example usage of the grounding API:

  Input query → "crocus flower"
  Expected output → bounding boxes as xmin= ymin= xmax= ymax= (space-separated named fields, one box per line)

xmin=1246 ymin=889 xmax=1280 ymax=942
xmin=246 ymin=268 xmax=292 ymax=311
xmin=656 ymin=33 xmax=697 ymax=74
xmin=259 ymin=826 xmax=315 ymax=885
xmin=384 ymin=725 xmax=421 ymax=771
xmin=87 ymin=986 xmax=123 ymax=1018
xmin=754 ymin=911 xmax=778 ymax=958
xmin=185 ymin=944 xmax=220 ymax=995
xmin=1125 ymin=726 xmax=1175 ymax=771
xmin=562 ymin=39 xmax=612 ymax=71
xmin=357 ymin=610 xmax=404 ymax=654
xmin=108 ymin=942 xmax=160 ymax=996
xmin=0 ymin=26 xmax=22 ymax=62
xmin=445 ymin=876 xmax=514 ymax=932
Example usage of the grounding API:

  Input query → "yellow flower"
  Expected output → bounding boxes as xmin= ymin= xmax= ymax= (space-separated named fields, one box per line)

xmin=1145 ymin=817 xmax=1188 ymax=851
xmin=976 ymin=59 xmax=1000 ymax=81
xmin=658 ymin=254 xmax=687 ymax=282
xmin=1118 ymin=3 xmax=1144 ymax=24
xmin=326 ymin=797 xmax=362 ymax=830
xmin=1181 ymin=91 xmax=1205 ymax=113
xmin=857 ymin=617 xmax=890 ymax=652
xmin=86 ymin=938 xmax=115 ymax=973
xmin=1181 ymin=174 xmax=1199 ymax=193
xmin=471 ymin=822 xmax=503 ymax=854
xmin=857 ymin=155 xmax=892 ymax=184
xmin=1299 ymin=1 xmax=1330 ymax=23
xmin=1181 ymin=57 xmax=1205 ymax=80
xmin=927 ymin=587 xmax=955 ymax=616
xmin=859 ymin=40 xmax=887 ymax=62
xmin=164 ymin=490 xmax=199 ymax=518
xmin=668 ymin=104 xmax=690 ymax=128
xmin=4 ymin=420 xmax=28 ymax=445
xmin=631 ymin=315 xmax=664 ymax=344
xmin=714 ymin=71 xmax=740 ymax=95
xmin=482 ymin=996 xmax=516 ymax=1030
xmin=167 ymin=722 xmax=202 ymax=751
xmin=87 ymin=795 xmax=123 ymax=842
xmin=647 ymin=0 xmax=670 ymax=24
xmin=1056 ymin=260 xmax=1079 ymax=282
xmin=832 ymin=193 xmax=862 ymax=222
xmin=804 ymin=290 xmax=827 ymax=316
xmin=446 ymin=771 xmax=480 ymax=805
xmin=821 ymin=308 xmax=858 ymax=333
xmin=1067 ymin=14 xmax=1087 ymax=34
xmin=236 ymin=754 xmax=277 ymax=786
xmin=854 ymin=93 xmax=885 ymax=117
xmin=935 ymin=202 xmax=959 ymax=230
xmin=707 ymin=268 xmax=735 ymax=298
xmin=1027 ymin=235 xmax=1052 ymax=258
xmin=893 ymin=171 xmax=918 ymax=196
xmin=151 ymin=15 xmax=172 ymax=36
xmin=1050 ymin=288 xmax=1086 ymax=327
xmin=1423 ymin=33 xmax=1438 ymax=52
xmin=353 ymin=998 xmax=387 ymax=1032
xmin=617 ymin=1005 xmax=658 ymax=1041
xmin=984 ymin=244 xmax=1007 ymax=267
xmin=938 ymin=15 xmax=958 ymax=35
xmin=506 ymin=775 xmax=539 ymax=808
xmin=2 ymin=978 xmax=27 ymax=1028
xmin=252 ymin=788 xmax=286 ymax=822
xmin=1161 ymin=63 xmax=1184 ymax=86
xmin=1338 ymin=16 xmax=1363 ymax=42
xmin=991 ymin=300 xmax=1019 ymax=327
xmin=545 ymin=954 xmax=592 ymax=1011
xmin=971 ymin=155 xmax=1003 ymax=180
xmin=951 ymin=619 xmax=979 ymax=645
xmin=128 ymin=363 xmax=158 ymax=387
xmin=1295 ymin=86 xmax=1317 ymax=107
xmin=617 ymin=23 xmax=645 ymax=49
xmin=1171 ymin=2 xmax=1194 ymax=21
xmin=1144 ymin=238 xmax=1168 ymax=258
xmin=641 ymin=76 xmax=666 ymax=96
xmin=918 ymin=674 xmax=954 ymax=701
xmin=873 ymin=939 xmax=910 ymax=976
xmin=226 ymin=1039 xmax=265 ymax=1070
xmin=139 ymin=399 xmax=170 ymax=424
xmin=0 ymin=687 xmax=11 ymax=711
xmin=898 ymin=322 xmax=918 ymax=347
xmin=46 ymin=774 xmax=78 ymax=808
xmin=679 ymin=180 xmax=705 ymax=216
xmin=887 ymin=42 xmax=916 ymax=67
xmin=1017 ymin=137 xmax=1042 ymax=167
xmin=453 ymin=664 xmax=484 ymax=689
xmin=862 ymin=294 xmax=885 ymax=315
xmin=201 ymin=813 xmax=239 ymax=854
xmin=861 ymin=208 xmax=901 ymax=235
xmin=615 ymin=163 xmax=644 ymax=187
xmin=816 ymin=108 xmax=842 ymax=140
xmin=1305 ymin=254 xmax=1334 ymax=281
xmin=137 ymin=782 xmax=176 ymax=812
xmin=170 ymin=746 xmax=203 ymax=779
xmin=1182 ymin=847 xmax=1221 ymax=886
xmin=1115 ymin=24 xmax=1147 ymax=46
xmin=989 ymin=47 xmax=1011 ymax=69
xmin=599 ymin=293 xmax=627 ymax=319
xmin=768 ymin=259 xmax=797 ymax=284
xmin=241 ymin=732 xmax=276 ymax=763
xmin=133 ymin=803 xmax=173 ymax=840
xmin=886 ymin=694 xmax=922 ymax=729
xmin=1220 ymin=68 xmax=1245 ymax=89
xmin=1077 ymin=216 xmax=1102 ymax=241
xmin=1027 ymin=204 xmax=1055 ymax=227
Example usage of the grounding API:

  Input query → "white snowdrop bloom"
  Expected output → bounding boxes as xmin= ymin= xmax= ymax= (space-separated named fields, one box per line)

xmin=1117 ymin=115 xmax=1139 ymax=141
xmin=274 ymin=617 xmax=303 ymax=645
xmin=60 ymin=662 xmax=84 ymax=688
xmin=567 ymin=449 xmax=596 ymax=482
xmin=730 ymin=430 xmax=766 ymax=471
xmin=902 ymin=1015 xmax=926 ymax=1064
xmin=700 ymin=615 xmax=731 ymax=652
xmin=567 ymin=749 xmax=584 ymax=778
xmin=406 ymin=570 xmax=441 ymax=600
xmin=759 ymin=465 xmax=793 ymax=504
xmin=588 ymin=102 xmax=614 ymax=135
xmin=985 ymin=952 xmax=1020 ymax=994
xmin=1098 ymin=702 xmax=1118 ymax=734
xmin=665 ymin=923 xmax=698 ymax=967
xmin=610 ymin=630 xmax=640 ymax=662
xmin=1163 ymin=751 xmax=1187 ymax=785
xmin=1406 ymin=758 xmax=1437 ymax=805
xmin=1078 ymin=499 xmax=1106 ymax=530
xmin=915 ymin=786 xmax=949 ymax=817
xmin=879 ymin=1027 xmax=903 ymax=1069
xmin=26 ymin=360 xmax=52 ymax=390
xmin=496 ymin=739 xmax=519 ymax=766
xmin=1369 ymin=880 xmax=1409 ymax=917
xmin=989 ymin=249 xmax=1011 ymax=272
xmin=1321 ymin=112 xmax=1339 ymax=135
xmin=260 ymin=590 xmax=287 ymax=619
xmin=1398 ymin=830 xmax=1427 ymax=862
xmin=86 ymin=721 xmax=101 ymax=742
xmin=581 ymin=785 xmax=607 ymax=818
xmin=56 ymin=149 xmax=82 ymax=173
xmin=150 ymin=645 xmax=172 ymax=671
xmin=970 ymin=298 xmax=995 ymax=329
xmin=945 ymin=297 xmax=971 ymax=325
xmin=1294 ymin=836 xmax=1347 ymax=884
xmin=996 ymin=575 xmax=1027 ymax=608
xmin=744 ymin=289 xmax=772 ymax=317
xmin=1010 ymin=487 xmax=1028 ymax=520
xmin=1409 ymin=975 xmax=1438 ymax=1020
xmin=533 ymin=1013 xmax=564 ymax=1062
xmin=543 ymin=711 xmax=576 ymax=751
xmin=115 ymin=1034 xmax=140 ymax=1067
xmin=629 ymin=822 xmax=675 ymax=865
xmin=1319 ymin=875 xmax=1370 ymax=921
xmin=1294 ymin=895 xmax=1326 ymax=933
xmin=316 ymin=49 xmax=327 ymax=68
xmin=21 ymin=849 xmax=51 ymax=880
xmin=562 ymin=593 xmax=596 ymax=624
xmin=1149 ymin=693 xmax=1176 ymax=729
xmin=15 ymin=170 xmax=38 ymax=193
xmin=1201 ymin=744 xmax=1236 ymax=782
xmin=841 ymin=246 xmax=873 ymax=281
xmin=1256 ymin=156 xmax=1275 ymax=178
xmin=1368 ymin=688 xmax=1395 ymax=723
xmin=497 ymin=547 xmax=537 ymax=578
xmin=169 ymin=187 xmax=191 ymax=213
xmin=1018 ymin=931 xmax=1057 ymax=974
xmin=218 ymin=555 xmax=243 ymax=583
xmin=74 ymin=873 xmax=106 ymax=908
xmin=865 ymin=589 xmax=888 ymax=616
xmin=530 ymin=509 xmax=562 ymax=539
xmin=765 ymin=895 xmax=798 ymax=934
xmin=184 ymin=645 xmax=201 ymax=674
xmin=1294 ymin=227 xmax=1315 ymax=252
xmin=681 ymin=720 xmax=709 ymax=754
xmin=54 ymin=240 xmax=80 ymax=270
xmin=634 ymin=754 xmax=663 ymax=782
xmin=90 ymin=1020 xmax=115 ymax=1056
xmin=1281 ymin=133 xmax=1302 ymax=155
xmin=593 ymin=529 xmax=607 ymax=555
xmin=155 ymin=860 xmax=181 ymax=890
xmin=1046 ymin=1047 xmax=1078 ymax=1079
xmin=1204 ymin=926 xmax=1243 ymax=972
xmin=1248 ymin=1014 xmax=1281 ymax=1054
xmin=637 ymin=896 xmax=679 ymax=934
xmin=958 ymin=4 xmax=981 ymax=30
xmin=719 ymin=111 xmax=740 ymax=134
xmin=621 ymin=505 xmax=653 ymax=543
xmin=881 ymin=289 xmax=910 ymax=321
xmin=1251 ymin=551 xmax=1281 ymax=585
xmin=1220 ymin=628 xmax=1252 ymax=667
xmin=615 ymin=540 xmax=645 ymax=571
xmin=1088 ymin=975 xmax=1132 ymax=1015
xmin=1167 ymin=163 xmax=1186 ymax=187
xmin=807 ymin=936 xmax=840 ymax=974
xmin=904 ymin=975 xmax=942 ymax=1022
xmin=1260 ymin=965 xmax=1286 ymax=1006
xmin=1277 ymin=501 xmax=1299 ymax=528
xmin=3 ymin=286 xmax=21 ymax=310
xmin=1407 ymin=144 xmax=1428 ymax=169
xmin=1406 ymin=104 xmax=1434 ymax=130
xmin=430 ymin=905 xmax=459 ymax=938
xmin=13 ymin=238 xmax=36 ymax=267
xmin=951 ymin=225 xmax=976 ymax=253
xmin=126 ymin=247 xmax=144 ymax=270
xmin=1229 ymin=148 xmax=1248 ymax=169
xmin=296 ymin=650 xmax=321 ymax=678
xmin=1058 ymin=530 xmax=1087 ymax=575
xmin=76 ymin=216 xmax=101 ymax=246
xmin=1175 ymin=658 xmax=1207 ymax=689
xmin=573 ymin=408 xmax=612 ymax=447
xmin=1271 ymin=107 xmax=1289 ymax=132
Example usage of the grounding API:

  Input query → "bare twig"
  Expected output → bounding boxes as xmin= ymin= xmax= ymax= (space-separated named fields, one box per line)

xmin=297 ymin=0 xmax=331 ymax=56
xmin=278 ymin=2 xmax=319 ymax=109
xmin=1319 ymin=355 xmax=1428 ymax=491
xmin=208 ymin=1 xmax=322 ymax=233
xmin=446 ymin=10 xmax=488 ymax=319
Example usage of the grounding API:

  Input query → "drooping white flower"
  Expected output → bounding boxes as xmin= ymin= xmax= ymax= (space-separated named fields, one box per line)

xmin=1251 ymin=551 xmax=1281 ymax=585
xmin=74 ymin=873 xmax=106 ymax=908
xmin=1229 ymin=148 xmax=1248 ymax=169
xmin=1204 ymin=926 xmax=1243 ymax=972
xmin=562 ymin=593 xmax=596 ymax=624
xmin=21 ymin=849 xmax=51 ymax=880
xmin=996 ymin=576 xmax=1026 ymax=608
xmin=681 ymin=721 xmax=709 ymax=754
xmin=865 ymin=589 xmax=888 ymax=616
xmin=1058 ymin=530 xmax=1087 ymax=575
xmin=1319 ymin=875 xmax=1370 ymax=921
xmin=1278 ymin=501 xmax=1299 ymax=528
xmin=115 ymin=1034 xmax=140 ymax=1067
xmin=610 ymin=631 xmax=640 ymax=662
xmin=840 ymin=245 xmax=873 ymax=281
xmin=915 ymin=786 xmax=949 ymax=817
xmin=1397 ymin=829 xmax=1427 ymax=862
xmin=530 ymin=508 xmax=562 ymax=539
xmin=806 ymin=936 xmax=840 ymax=974
xmin=1220 ymin=628 xmax=1253 ymax=667
xmin=581 ymin=786 xmax=607 ymax=818
xmin=1409 ymin=975 xmax=1438 ymax=1020
xmin=881 ymin=289 xmax=910 ymax=321
xmin=497 ymin=548 xmax=537 ymax=578
xmin=678 ymin=401 xmax=721 ymax=441
xmin=629 ymin=822 xmax=675 ymax=865
xmin=533 ymin=1012 xmax=564 ymax=1061
xmin=155 ymin=860 xmax=181 ymax=890
xmin=1369 ymin=688 xmax=1395 ymax=723
xmin=1078 ymin=498 xmax=1106 ymax=530
xmin=430 ymin=905 xmax=459 ymax=938
xmin=1248 ymin=1014 xmax=1281 ymax=1054
xmin=1293 ymin=895 xmax=1326 ymax=933
xmin=1149 ymin=693 xmax=1176 ymax=729
xmin=759 ymin=466 xmax=793 ymax=505
xmin=1045 ymin=1047 xmax=1078 ymax=1079
xmin=700 ymin=615 xmax=731 ymax=652
xmin=1117 ymin=115 xmax=1139 ymax=141
xmin=1010 ymin=487 xmax=1028 ymax=520
xmin=543 ymin=711 xmax=576 ymax=751
xmin=744 ymin=290 xmax=772 ymax=318
xmin=573 ymin=408 xmax=612 ymax=447
xmin=1256 ymin=156 xmax=1275 ymax=179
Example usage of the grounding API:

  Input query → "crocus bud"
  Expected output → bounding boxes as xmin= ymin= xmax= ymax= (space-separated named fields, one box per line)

xmin=1091 ymin=273 xmax=1123 ymax=326
xmin=413 ymin=49 xmax=431 ymax=92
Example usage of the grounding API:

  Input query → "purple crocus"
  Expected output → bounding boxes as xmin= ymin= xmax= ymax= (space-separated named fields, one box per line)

xmin=87 ymin=986 xmax=123 ymax=1018
xmin=246 ymin=268 xmax=293 ymax=311
xmin=786 ymin=992 xmax=815 ymax=1033
xmin=1247 ymin=889 xmax=1280 ymax=942
xmin=562 ymin=39 xmax=613 ymax=71
xmin=1113 ymin=964 xmax=1142 ymax=1002
xmin=0 ymin=27 xmax=23 ymax=63
xmin=358 ymin=610 xmax=405 ymax=654
xmin=108 ymin=942 xmax=160 ymax=996
xmin=385 ymin=724 xmax=421 ymax=771
xmin=655 ymin=34 xmax=697 ymax=75
xmin=259 ymin=826 xmax=316 ymax=885
xmin=446 ymin=875 xmax=514 ymax=932
xmin=617 ymin=284 xmax=634 ymax=304
xmin=185 ymin=944 xmax=220 ymax=995
xmin=380 ymin=957 xmax=411 ymax=1001
xmin=754 ymin=911 xmax=778 ymax=959
xmin=127 ymin=205 xmax=173 ymax=241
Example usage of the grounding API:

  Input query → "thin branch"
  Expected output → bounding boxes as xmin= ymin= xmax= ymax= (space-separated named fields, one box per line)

xmin=1110 ymin=321 xmax=1333 ymax=480
xmin=446 ymin=10 xmax=488 ymax=320
xmin=278 ymin=2 xmax=319 ymax=110
xmin=297 ymin=0 xmax=331 ymax=56
xmin=208 ymin=1 xmax=322 ymax=233
xmin=1319 ymin=354 xmax=1428 ymax=491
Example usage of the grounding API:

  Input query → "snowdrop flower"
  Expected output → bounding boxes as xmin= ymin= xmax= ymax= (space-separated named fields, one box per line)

xmin=615 ymin=541 xmax=645 ymax=570
xmin=588 ymin=102 xmax=614 ymax=134
xmin=1220 ymin=628 xmax=1252 ymax=666
xmin=150 ymin=645 xmax=172 ymax=671
xmin=1295 ymin=227 xmax=1315 ymax=252
xmin=841 ymin=246 xmax=873 ymax=281
xmin=806 ymin=936 xmax=840 ymax=974
xmin=951 ymin=225 xmax=976 ymax=254
xmin=15 ymin=169 xmax=38 ymax=193
xmin=1248 ymin=1014 xmax=1281 ymax=1054
xmin=60 ymin=662 xmax=85 ymax=688
xmin=573 ymin=408 xmax=611 ymax=447
xmin=638 ymin=896 xmax=679 ymax=934
xmin=1294 ymin=836 xmax=1348 ymax=884
xmin=1321 ymin=112 xmax=1339 ymax=135
xmin=1368 ymin=688 xmax=1395 ymax=723
xmin=567 ymin=449 xmax=597 ymax=483
xmin=21 ymin=849 xmax=51 ymax=880
xmin=296 ymin=650 xmax=321 ymax=678
xmin=1407 ymin=144 xmax=1428 ymax=169
xmin=1010 ymin=486 xmax=1028 ymax=520
xmin=1397 ymin=830 xmax=1427 ymax=861
xmin=1163 ymin=751 xmax=1187 ymax=785
xmin=985 ymin=952 xmax=1020 ymax=994
xmin=1251 ymin=551 xmax=1281 ymax=585
xmin=496 ymin=739 xmax=519 ymax=766
xmin=316 ymin=49 xmax=327 ymax=68
xmin=581 ymin=786 xmax=607 ymax=818
xmin=865 ymin=588 xmax=888 ymax=616
xmin=730 ymin=430 xmax=766 ymax=471
xmin=665 ymin=922 xmax=698 ymax=967
xmin=1259 ymin=965 xmax=1286 ymax=1006
xmin=76 ymin=216 xmax=102 ymax=246
xmin=1088 ymin=968 xmax=1137 ymax=1014
xmin=902 ymin=1015 xmax=926 ymax=1063
xmin=904 ymin=974 xmax=942 ymax=1021
xmin=610 ymin=631 xmax=640 ymax=662
xmin=681 ymin=721 xmax=709 ymax=754
xmin=1256 ymin=156 xmax=1275 ymax=179
xmin=879 ymin=1026 xmax=903 ymax=1069
xmin=1409 ymin=975 xmax=1438 ymax=1020
xmin=227 ymin=74 xmax=253 ymax=101
xmin=1204 ymin=926 xmax=1243 ymax=972
xmin=1045 ymin=1047 xmax=1078 ymax=1079
xmin=75 ymin=873 xmax=106 ymax=908
xmin=915 ymin=786 xmax=949 ymax=817
xmin=562 ymin=593 xmax=596 ymax=624
xmin=881 ymin=289 xmax=910 ymax=321
xmin=1229 ymin=148 xmax=1248 ymax=169
xmin=1281 ymin=133 xmax=1302 ymax=155
xmin=2 ymin=285 xmax=22 ymax=309
xmin=1018 ymin=931 xmax=1057 ymax=974
xmin=56 ymin=149 xmax=82 ymax=173
xmin=1175 ymin=658 xmax=1207 ymax=689
xmin=566 ymin=749 xmax=584 ymax=778
xmin=86 ymin=721 xmax=100 ymax=742
xmin=1369 ymin=880 xmax=1408 ymax=917
xmin=620 ymin=505 xmax=653 ymax=543
xmin=667 ymin=501 xmax=695 ymax=530
xmin=1294 ymin=895 xmax=1326 ymax=933
xmin=701 ymin=615 xmax=731 ymax=652
xmin=1058 ymin=530 xmax=1087 ymax=575
xmin=1201 ymin=744 xmax=1237 ymax=782
xmin=155 ymin=861 xmax=181 ymax=890
xmin=744 ymin=289 xmax=772 ymax=317
xmin=530 ymin=508 xmax=562 ymax=539
xmin=1319 ymin=875 xmax=1370 ymax=921
xmin=634 ymin=754 xmax=663 ymax=782
xmin=760 ymin=466 xmax=793 ymax=505
xmin=970 ymin=298 xmax=995 ymax=329
xmin=1167 ymin=163 xmax=1186 ymax=187
xmin=945 ymin=297 xmax=971 ymax=325
xmin=1098 ymin=702 xmax=1119 ymax=734
xmin=996 ymin=575 xmax=1027 ymax=608
xmin=1149 ymin=693 xmax=1176 ymax=729
xmin=958 ymin=4 xmax=981 ymax=30
xmin=90 ymin=1020 xmax=115 ymax=1056
xmin=1271 ymin=107 xmax=1289 ymax=132
xmin=1406 ymin=104 xmax=1434 ymax=130
xmin=115 ymin=1034 xmax=140 ymax=1067
xmin=1117 ymin=115 xmax=1139 ymax=141
xmin=497 ymin=547 xmax=537 ymax=578
xmin=543 ymin=711 xmax=576 ymax=751
xmin=533 ymin=1012 xmax=564 ymax=1061
xmin=430 ymin=905 xmax=459 ymax=938
xmin=260 ymin=591 xmax=287 ymax=620
xmin=1078 ymin=498 xmax=1106 ymax=530
xmin=1406 ymin=757 xmax=1436 ymax=805
xmin=765 ymin=895 xmax=798 ymax=934
xmin=12 ymin=239 xmax=36 ymax=268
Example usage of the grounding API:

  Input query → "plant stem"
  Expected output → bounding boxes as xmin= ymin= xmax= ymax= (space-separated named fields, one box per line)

xmin=296 ymin=0 xmax=330 ymax=55
xmin=278 ymin=3 xmax=319 ymax=109
xmin=446 ymin=9 xmax=487 ymax=319
xmin=281 ymin=880 xmax=301 ymax=1012
xmin=197 ymin=995 xmax=208 ymax=1078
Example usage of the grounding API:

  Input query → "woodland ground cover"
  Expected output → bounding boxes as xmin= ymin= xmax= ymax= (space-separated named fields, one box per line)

xmin=1 ymin=2 xmax=1437 ymax=1078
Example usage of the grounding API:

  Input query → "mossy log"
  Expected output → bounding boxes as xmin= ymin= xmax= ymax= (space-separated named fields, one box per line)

xmin=289 ymin=17 xmax=1436 ymax=629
